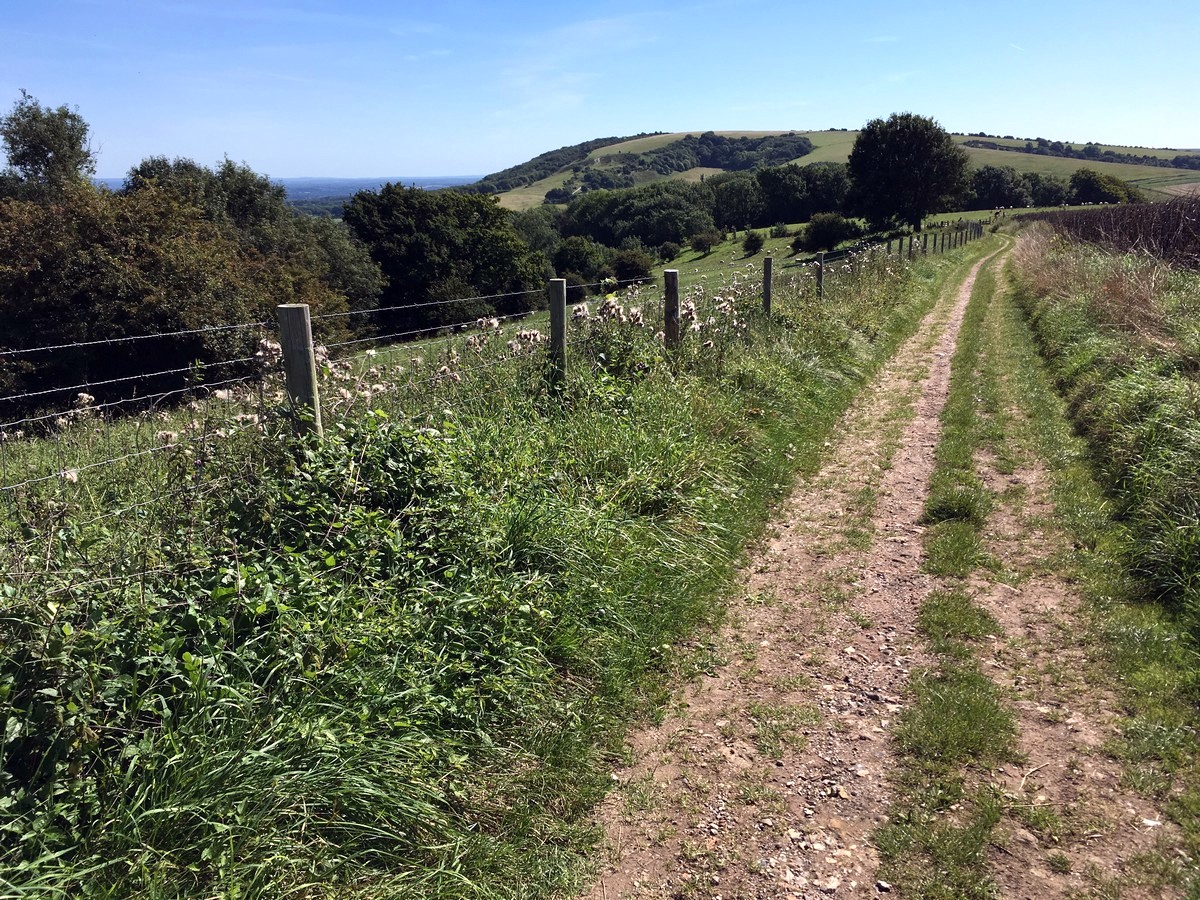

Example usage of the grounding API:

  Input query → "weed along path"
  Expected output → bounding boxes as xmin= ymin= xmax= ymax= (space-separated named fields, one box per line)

xmin=579 ymin=244 xmax=1008 ymax=899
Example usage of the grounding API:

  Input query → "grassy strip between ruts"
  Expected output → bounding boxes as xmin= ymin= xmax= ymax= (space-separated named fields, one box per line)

xmin=874 ymin=242 xmax=1020 ymax=899
xmin=0 ymin=239 xmax=993 ymax=897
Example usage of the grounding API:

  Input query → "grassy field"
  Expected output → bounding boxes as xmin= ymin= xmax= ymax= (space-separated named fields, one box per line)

xmin=952 ymin=134 xmax=1199 ymax=160
xmin=496 ymin=130 xmax=1200 ymax=210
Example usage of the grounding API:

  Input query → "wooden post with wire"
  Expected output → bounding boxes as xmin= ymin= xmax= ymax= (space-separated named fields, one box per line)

xmin=664 ymin=269 xmax=680 ymax=350
xmin=762 ymin=256 xmax=773 ymax=315
xmin=816 ymin=252 xmax=825 ymax=300
xmin=277 ymin=303 xmax=323 ymax=437
xmin=548 ymin=278 xmax=567 ymax=387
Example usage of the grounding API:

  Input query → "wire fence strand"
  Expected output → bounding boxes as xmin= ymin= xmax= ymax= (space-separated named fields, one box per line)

xmin=0 ymin=320 xmax=268 ymax=359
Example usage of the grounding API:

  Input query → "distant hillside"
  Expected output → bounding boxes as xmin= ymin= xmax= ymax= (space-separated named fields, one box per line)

xmin=485 ymin=129 xmax=1200 ymax=210
xmin=461 ymin=131 xmax=813 ymax=210
xmin=460 ymin=134 xmax=660 ymax=195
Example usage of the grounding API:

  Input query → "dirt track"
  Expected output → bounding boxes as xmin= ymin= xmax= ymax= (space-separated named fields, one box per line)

xmin=578 ymin=240 xmax=1189 ymax=899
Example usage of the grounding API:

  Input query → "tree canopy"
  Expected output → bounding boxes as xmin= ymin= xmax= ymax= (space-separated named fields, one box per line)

xmin=847 ymin=113 xmax=969 ymax=230
xmin=343 ymin=185 xmax=547 ymax=331
xmin=0 ymin=91 xmax=96 ymax=198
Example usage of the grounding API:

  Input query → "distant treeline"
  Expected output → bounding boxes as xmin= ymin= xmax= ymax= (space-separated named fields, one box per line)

xmin=963 ymin=137 xmax=1200 ymax=170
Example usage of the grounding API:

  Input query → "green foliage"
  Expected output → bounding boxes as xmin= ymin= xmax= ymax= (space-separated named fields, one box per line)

xmin=1068 ymin=166 xmax=1143 ymax=204
xmin=848 ymin=113 xmax=970 ymax=231
xmin=553 ymin=235 xmax=611 ymax=284
xmin=798 ymin=213 xmax=861 ymax=252
xmin=755 ymin=165 xmax=808 ymax=225
xmin=610 ymin=247 xmax=655 ymax=284
xmin=462 ymin=133 xmax=656 ymax=194
xmin=802 ymin=161 xmax=852 ymax=215
xmin=712 ymin=172 xmax=765 ymax=230
xmin=1 ymin=244 xmax=949 ymax=896
xmin=0 ymin=183 xmax=350 ymax=408
xmin=566 ymin=181 xmax=716 ymax=249
xmin=689 ymin=229 xmax=723 ymax=256
xmin=0 ymin=91 xmax=95 ymax=197
xmin=742 ymin=230 xmax=765 ymax=255
xmin=657 ymin=241 xmax=682 ymax=262
xmin=637 ymin=131 xmax=813 ymax=177
xmin=969 ymin=165 xmax=1033 ymax=210
xmin=344 ymin=184 xmax=546 ymax=331
xmin=1012 ymin=231 xmax=1200 ymax=624
xmin=510 ymin=205 xmax=566 ymax=257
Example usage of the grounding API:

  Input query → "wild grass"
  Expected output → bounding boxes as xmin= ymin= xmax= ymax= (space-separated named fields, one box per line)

xmin=0 ymin=241 xmax=985 ymax=896
xmin=1011 ymin=224 xmax=1200 ymax=624
xmin=995 ymin=236 xmax=1200 ymax=890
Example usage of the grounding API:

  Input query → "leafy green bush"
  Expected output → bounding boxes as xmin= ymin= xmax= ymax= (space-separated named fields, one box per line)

xmin=799 ymin=213 xmax=862 ymax=252
xmin=689 ymin=229 xmax=723 ymax=255
xmin=658 ymin=241 xmax=681 ymax=262
xmin=742 ymin=230 xmax=765 ymax=255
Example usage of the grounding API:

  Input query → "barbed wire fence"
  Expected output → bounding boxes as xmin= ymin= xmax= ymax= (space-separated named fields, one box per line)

xmin=0 ymin=219 xmax=987 ymax=598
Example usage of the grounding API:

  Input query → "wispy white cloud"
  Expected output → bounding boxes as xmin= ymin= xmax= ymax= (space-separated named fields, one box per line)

xmin=1009 ymin=43 xmax=1026 ymax=52
xmin=485 ymin=13 xmax=661 ymax=122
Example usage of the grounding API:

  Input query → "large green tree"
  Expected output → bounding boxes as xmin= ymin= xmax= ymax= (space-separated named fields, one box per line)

xmin=847 ymin=113 xmax=969 ymax=230
xmin=969 ymin=165 xmax=1033 ymax=210
xmin=124 ymin=155 xmax=384 ymax=314
xmin=0 ymin=91 xmax=96 ymax=198
xmin=343 ymin=185 xmax=546 ymax=331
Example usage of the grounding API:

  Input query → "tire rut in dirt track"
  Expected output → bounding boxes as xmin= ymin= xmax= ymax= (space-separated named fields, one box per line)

xmin=581 ymin=246 xmax=1008 ymax=899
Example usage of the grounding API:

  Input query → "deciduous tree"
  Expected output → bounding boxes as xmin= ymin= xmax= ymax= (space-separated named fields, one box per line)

xmin=0 ymin=91 xmax=96 ymax=197
xmin=847 ymin=113 xmax=969 ymax=231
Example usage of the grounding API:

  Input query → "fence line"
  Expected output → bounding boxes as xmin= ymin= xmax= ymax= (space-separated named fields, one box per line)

xmin=1 ymin=373 xmax=264 ymax=431
xmin=0 ymin=320 xmax=269 ymax=359
xmin=0 ymin=219 xmax=989 ymax=486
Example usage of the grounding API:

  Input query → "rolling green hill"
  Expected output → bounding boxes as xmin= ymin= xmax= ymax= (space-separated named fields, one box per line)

xmin=491 ymin=130 xmax=1200 ymax=209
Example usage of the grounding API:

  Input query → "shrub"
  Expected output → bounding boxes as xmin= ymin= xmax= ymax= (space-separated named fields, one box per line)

xmin=742 ymin=230 xmax=765 ymax=255
xmin=689 ymin=229 xmax=723 ymax=255
xmin=770 ymin=222 xmax=790 ymax=238
xmin=658 ymin=241 xmax=681 ymax=262
xmin=799 ymin=213 xmax=862 ymax=252
xmin=611 ymin=247 xmax=655 ymax=285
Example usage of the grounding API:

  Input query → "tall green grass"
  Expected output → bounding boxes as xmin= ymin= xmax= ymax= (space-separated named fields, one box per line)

xmin=1010 ymin=225 xmax=1200 ymax=628
xmin=1 ymin=241 xmax=987 ymax=896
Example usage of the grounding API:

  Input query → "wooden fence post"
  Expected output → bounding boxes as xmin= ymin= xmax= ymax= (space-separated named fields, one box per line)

xmin=816 ymin=252 xmax=825 ymax=300
xmin=664 ymin=269 xmax=680 ymax=350
xmin=548 ymin=278 xmax=567 ymax=387
xmin=277 ymin=303 xmax=323 ymax=437
xmin=907 ymin=235 xmax=914 ymax=260
xmin=762 ymin=256 xmax=773 ymax=315
xmin=887 ymin=238 xmax=893 ymax=255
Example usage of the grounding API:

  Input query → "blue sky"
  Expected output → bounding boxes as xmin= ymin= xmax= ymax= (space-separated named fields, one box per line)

xmin=2 ymin=0 xmax=1196 ymax=178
